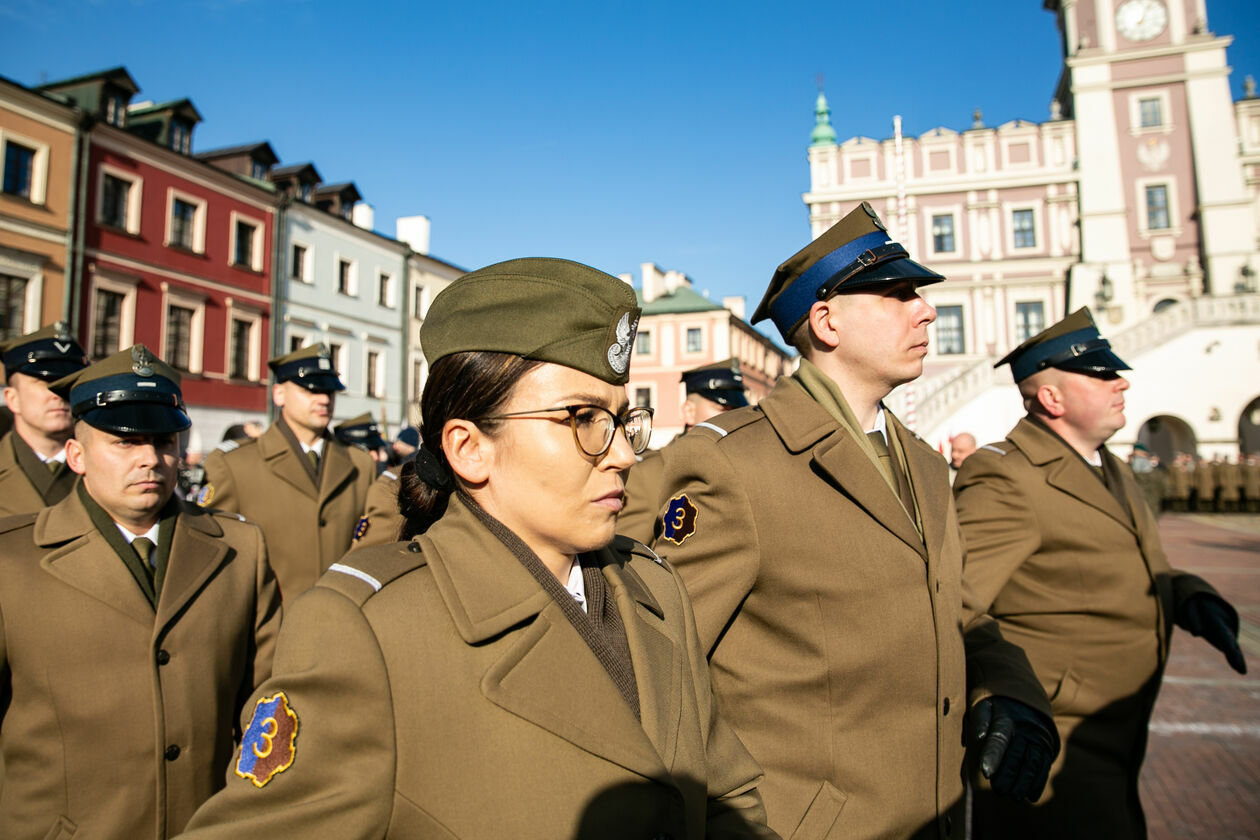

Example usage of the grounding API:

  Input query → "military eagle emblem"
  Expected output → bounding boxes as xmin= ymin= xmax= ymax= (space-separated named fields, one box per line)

xmin=607 ymin=312 xmax=638 ymax=376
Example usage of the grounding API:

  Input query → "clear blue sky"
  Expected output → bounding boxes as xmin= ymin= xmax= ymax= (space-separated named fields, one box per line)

xmin=4 ymin=0 xmax=1258 ymax=328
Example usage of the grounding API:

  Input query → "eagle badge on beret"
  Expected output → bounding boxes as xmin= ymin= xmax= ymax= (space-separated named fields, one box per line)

xmin=235 ymin=691 xmax=299 ymax=788
xmin=353 ymin=516 xmax=370 ymax=542
xmin=662 ymin=493 xmax=698 ymax=545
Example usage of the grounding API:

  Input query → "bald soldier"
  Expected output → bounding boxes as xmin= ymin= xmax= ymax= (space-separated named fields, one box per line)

xmin=0 ymin=344 xmax=280 ymax=838
xmin=618 ymin=358 xmax=749 ymax=544
xmin=954 ymin=308 xmax=1245 ymax=839
xmin=200 ymin=345 xmax=375 ymax=601
xmin=648 ymin=203 xmax=1054 ymax=839
xmin=0 ymin=323 xmax=89 ymax=515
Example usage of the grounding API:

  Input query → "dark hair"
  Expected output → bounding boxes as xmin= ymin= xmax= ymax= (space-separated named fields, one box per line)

xmin=397 ymin=351 xmax=540 ymax=538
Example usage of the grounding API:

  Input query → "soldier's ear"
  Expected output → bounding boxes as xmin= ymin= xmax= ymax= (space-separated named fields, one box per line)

xmin=65 ymin=435 xmax=87 ymax=476
xmin=806 ymin=299 xmax=843 ymax=351
xmin=442 ymin=418 xmax=490 ymax=485
xmin=1035 ymin=383 xmax=1067 ymax=418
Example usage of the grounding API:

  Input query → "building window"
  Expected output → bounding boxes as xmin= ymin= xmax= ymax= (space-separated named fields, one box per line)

xmin=2 ymin=141 xmax=35 ymax=199
xmin=337 ymin=259 xmax=354 ymax=295
xmin=935 ymin=305 xmax=965 ymax=355
xmin=233 ymin=219 xmax=258 ymax=268
xmin=413 ymin=284 xmax=426 ymax=319
xmin=932 ymin=214 xmax=955 ymax=253
xmin=1015 ymin=301 xmax=1046 ymax=343
xmin=634 ymin=387 xmax=652 ymax=408
xmin=105 ymin=95 xmax=126 ymax=127
xmin=328 ymin=343 xmax=343 ymax=377
xmin=100 ymin=174 xmax=131 ymax=229
xmin=230 ymin=318 xmax=253 ymax=379
xmin=289 ymin=334 xmax=305 ymax=353
xmin=636 ymin=330 xmax=652 ymax=355
xmin=169 ymin=195 xmax=203 ymax=251
xmin=165 ymin=304 xmax=195 ymax=371
xmin=412 ymin=359 xmax=425 ymax=400
xmin=250 ymin=160 xmax=266 ymax=180
xmin=685 ymin=327 xmax=702 ymax=353
xmin=92 ymin=288 xmax=126 ymax=358
xmin=366 ymin=350 xmax=380 ymax=397
xmin=1146 ymin=185 xmax=1171 ymax=230
xmin=1139 ymin=98 xmax=1163 ymax=129
xmin=300 ymin=183 xmax=312 ymax=202
xmin=291 ymin=244 xmax=308 ymax=281
xmin=169 ymin=122 xmax=190 ymax=154
xmin=0 ymin=274 xmax=27 ymax=341
xmin=378 ymin=272 xmax=393 ymax=308
xmin=1012 ymin=209 xmax=1036 ymax=249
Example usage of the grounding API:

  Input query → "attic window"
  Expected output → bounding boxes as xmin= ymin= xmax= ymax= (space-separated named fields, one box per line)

xmin=300 ymin=183 xmax=312 ymax=202
xmin=251 ymin=160 xmax=266 ymax=180
xmin=169 ymin=122 xmax=190 ymax=154
xmin=105 ymin=95 xmax=127 ymax=127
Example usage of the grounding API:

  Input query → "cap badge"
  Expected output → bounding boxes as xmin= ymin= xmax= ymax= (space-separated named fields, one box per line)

xmin=607 ymin=312 xmax=638 ymax=376
xmin=662 ymin=493 xmax=698 ymax=545
xmin=54 ymin=321 xmax=73 ymax=343
xmin=860 ymin=201 xmax=887 ymax=231
xmin=235 ymin=691 xmax=299 ymax=788
xmin=318 ymin=358 xmax=331 ymax=370
xmin=131 ymin=345 xmax=154 ymax=377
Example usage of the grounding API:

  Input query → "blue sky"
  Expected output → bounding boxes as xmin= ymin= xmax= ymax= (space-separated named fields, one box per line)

xmin=4 ymin=0 xmax=1258 ymax=328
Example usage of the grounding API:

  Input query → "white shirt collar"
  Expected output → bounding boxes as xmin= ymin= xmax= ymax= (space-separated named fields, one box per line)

xmin=117 ymin=522 xmax=160 ymax=546
xmin=866 ymin=406 xmax=889 ymax=445
xmin=33 ymin=446 xmax=68 ymax=464
xmin=564 ymin=560 xmax=588 ymax=614
xmin=301 ymin=438 xmax=325 ymax=456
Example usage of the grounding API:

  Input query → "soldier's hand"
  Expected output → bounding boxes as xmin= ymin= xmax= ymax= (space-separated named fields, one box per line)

xmin=967 ymin=695 xmax=1059 ymax=803
xmin=1178 ymin=594 xmax=1246 ymax=674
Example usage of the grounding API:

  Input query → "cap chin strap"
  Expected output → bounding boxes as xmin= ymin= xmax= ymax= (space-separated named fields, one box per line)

xmin=71 ymin=389 xmax=183 ymax=417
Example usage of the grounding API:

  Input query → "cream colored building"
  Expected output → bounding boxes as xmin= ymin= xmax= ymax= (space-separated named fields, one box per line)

xmin=804 ymin=0 xmax=1260 ymax=459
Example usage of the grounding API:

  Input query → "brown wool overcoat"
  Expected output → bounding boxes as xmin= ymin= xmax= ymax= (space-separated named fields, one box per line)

xmin=648 ymin=377 xmax=1047 ymax=840
xmin=180 ymin=494 xmax=777 ymax=840
xmin=347 ymin=466 xmax=406 ymax=552
xmin=954 ymin=418 xmax=1223 ymax=839
xmin=0 ymin=493 xmax=281 ymax=840
xmin=0 ymin=431 xmax=77 ymax=516
xmin=201 ymin=421 xmax=375 ymax=600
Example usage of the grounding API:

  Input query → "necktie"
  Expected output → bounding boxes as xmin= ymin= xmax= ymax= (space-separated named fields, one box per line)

xmin=867 ymin=431 xmax=917 ymax=518
xmin=132 ymin=537 xmax=156 ymax=582
xmin=46 ymin=461 xmax=60 ymax=474
xmin=307 ymin=449 xmax=320 ymax=472
xmin=867 ymin=430 xmax=895 ymax=485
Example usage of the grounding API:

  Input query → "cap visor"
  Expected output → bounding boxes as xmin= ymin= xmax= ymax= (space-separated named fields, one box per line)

xmin=838 ymin=256 xmax=945 ymax=292
xmin=1055 ymin=347 xmax=1132 ymax=374
xmin=80 ymin=403 xmax=192 ymax=435
xmin=701 ymin=390 xmax=749 ymax=408
xmin=20 ymin=360 xmax=88 ymax=382
xmin=292 ymin=374 xmax=346 ymax=392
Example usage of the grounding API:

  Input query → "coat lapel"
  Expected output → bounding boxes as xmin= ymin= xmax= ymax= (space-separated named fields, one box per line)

xmin=423 ymin=498 xmax=670 ymax=783
xmin=762 ymin=381 xmax=926 ymax=558
xmin=1011 ymin=419 xmax=1136 ymax=534
xmin=259 ymin=424 xmax=318 ymax=500
xmin=895 ymin=419 xmax=950 ymax=562
xmin=36 ymin=494 xmax=154 ymax=628
xmin=318 ymin=439 xmax=357 ymax=506
xmin=155 ymin=504 xmax=229 ymax=630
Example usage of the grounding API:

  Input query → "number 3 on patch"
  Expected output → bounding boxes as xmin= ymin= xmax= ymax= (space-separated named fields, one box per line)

xmin=235 ymin=691 xmax=299 ymax=788
xmin=662 ymin=493 xmax=698 ymax=545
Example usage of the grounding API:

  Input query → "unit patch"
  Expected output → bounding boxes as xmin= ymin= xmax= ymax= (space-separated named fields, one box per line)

xmin=235 ymin=691 xmax=299 ymax=788
xmin=196 ymin=484 xmax=215 ymax=507
xmin=353 ymin=515 xmax=370 ymax=542
xmin=662 ymin=493 xmax=698 ymax=545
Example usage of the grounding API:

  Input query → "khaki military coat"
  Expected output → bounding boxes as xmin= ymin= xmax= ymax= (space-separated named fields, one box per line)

xmin=1217 ymin=461 xmax=1242 ymax=503
xmin=0 ymin=430 xmax=76 ymax=516
xmin=649 ymin=377 xmax=1046 ymax=840
xmin=619 ymin=445 xmax=667 ymax=544
xmin=348 ymin=467 xmax=406 ymax=551
xmin=1166 ymin=462 xmax=1191 ymax=501
xmin=201 ymin=421 xmax=375 ymax=600
xmin=0 ymin=492 xmax=281 ymax=840
xmin=1244 ymin=461 xmax=1260 ymax=500
xmin=1192 ymin=459 xmax=1217 ymax=502
xmin=181 ymin=494 xmax=775 ymax=839
xmin=955 ymin=418 xmax=1222 ymax=839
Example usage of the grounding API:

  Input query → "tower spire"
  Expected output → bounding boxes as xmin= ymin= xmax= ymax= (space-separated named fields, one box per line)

xmin=811 ymin=84 xmax=837 ymax=147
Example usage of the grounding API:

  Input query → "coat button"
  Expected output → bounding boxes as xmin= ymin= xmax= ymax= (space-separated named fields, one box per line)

xmin=156 ymin=649 xmax=170 ymax=666
xmin=319 ymin=518 xmax=327 ymax=526
xmin=164 ymin=745 xmax=181 ymax=761
xmin=407 ymin=541 xmax=421 ymax=553
xmin=942 ymin=697 xmax=951 ymax=716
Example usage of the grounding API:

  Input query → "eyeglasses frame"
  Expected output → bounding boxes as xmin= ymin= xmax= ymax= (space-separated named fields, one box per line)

xmin=476 ymin=403 xmax=655 ymax=457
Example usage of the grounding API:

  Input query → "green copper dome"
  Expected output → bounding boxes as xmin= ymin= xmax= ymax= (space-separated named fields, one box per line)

xmin=811 ymin=91 xmax=837 ymax=147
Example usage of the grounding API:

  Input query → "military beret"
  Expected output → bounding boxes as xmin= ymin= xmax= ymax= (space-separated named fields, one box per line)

xmin=681 ymin=358 xmax=749 ymax=408
xmin=420 ymin=257 xmax=642 ymax=385
xmin=995 ymin=307 xmax=1131 ymax=382
xmin=0 ymin=321 xmax=88 ymax=383
xmin=334 ymin=412 xmax=386 ymax=450
xmin=49 ymin=344 xmax=191 ymax=435
xmin=753 ymin=201 xmax=945 ymax=340
xmin=268 ymin=343 xmax=345 ymax=392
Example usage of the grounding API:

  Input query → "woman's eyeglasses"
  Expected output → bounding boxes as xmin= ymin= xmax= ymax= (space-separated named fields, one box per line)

xmin=478 ymin=404 xmax=654 ymax=457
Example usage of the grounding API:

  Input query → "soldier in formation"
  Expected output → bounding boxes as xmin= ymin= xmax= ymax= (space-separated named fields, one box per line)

xmin=954 ymin=308 xmax=1245 ymax=838
xmin=0 ymin=344 xmax=280 ymax=838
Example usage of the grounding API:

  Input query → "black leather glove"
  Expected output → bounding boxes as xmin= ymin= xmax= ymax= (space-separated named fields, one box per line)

xmin=968 ymin=695 xmax=1059 ymax=803
xmin=1178 ymin=593 xmax=1246 ymax=674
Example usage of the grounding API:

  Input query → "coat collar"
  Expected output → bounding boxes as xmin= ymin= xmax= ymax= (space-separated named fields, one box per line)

xmin=1008 ymin=417 xmax=1135 ymax=533
xmin=420 ymin=494 xmax=675 ymax=781
xmin=35 ymin=491 xmax=232 ymax=630
xmin=760 ymin=378 xmax=928 ymax=558
xmin=258 ymin=421 xmax=359 ymax=504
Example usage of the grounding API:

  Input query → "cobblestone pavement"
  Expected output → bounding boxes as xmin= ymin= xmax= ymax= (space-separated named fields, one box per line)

xmin=1142 ymin=514 xmax=1260 ymax=840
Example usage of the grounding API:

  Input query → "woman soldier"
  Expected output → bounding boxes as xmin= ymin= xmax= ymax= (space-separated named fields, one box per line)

xmin=179 ymin=258 xmax=775 ymax=839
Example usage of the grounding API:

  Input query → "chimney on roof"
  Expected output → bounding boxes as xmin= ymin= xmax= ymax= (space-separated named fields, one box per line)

xmin=396 ymin=215 xmax=431 ymax=255
xmin=641 ymin=263 xmax=663 ymax=303
xmin=618 ymin=272 xmax=635 ymax=288
xmin=663 ymin=270 xmax=689 ymax=295
xmin=352 ymin=203 xmax=375 ymax=231
xmin=723 ymin=296 xmax=746 ymax=320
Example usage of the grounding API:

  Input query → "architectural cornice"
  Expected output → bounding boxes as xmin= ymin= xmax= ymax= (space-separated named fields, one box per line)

xmin=86 ymin=249 xmax=271 ymax=305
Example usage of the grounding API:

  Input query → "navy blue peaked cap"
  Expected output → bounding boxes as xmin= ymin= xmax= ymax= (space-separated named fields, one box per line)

xmin=0 ymin=322 xmax=88 ymax=382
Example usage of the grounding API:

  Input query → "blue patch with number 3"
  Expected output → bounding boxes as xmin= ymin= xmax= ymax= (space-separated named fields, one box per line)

xmin=662 ymin=494 xmax=698 ymax=545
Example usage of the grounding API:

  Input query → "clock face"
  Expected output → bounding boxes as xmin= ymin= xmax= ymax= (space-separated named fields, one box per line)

xmin=1116 ymin=0 xmax=1168 ymax=42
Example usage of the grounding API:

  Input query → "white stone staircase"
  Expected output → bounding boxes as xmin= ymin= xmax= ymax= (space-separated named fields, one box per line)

xmin=886 ymin=294 xmax=1260 ymax=438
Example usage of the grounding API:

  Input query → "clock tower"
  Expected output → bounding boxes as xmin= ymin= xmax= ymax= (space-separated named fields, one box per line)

xmin=1047 ymin=0 xmax=1256 ymax=326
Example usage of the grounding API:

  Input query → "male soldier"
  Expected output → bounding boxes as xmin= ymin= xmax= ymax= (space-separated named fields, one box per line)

xmin=618 ymin=358 xmax=748 ymax=543
xmin=334 ymin=412 xmax=390 ymax=471
xmin=1193 ymin=454 xmax=1218 ymax=511
xmin=954 ymin=308 xmax=1245 ymax=839
xmin=0 ymin=323 xmax=88 ymax=515
xmin=949 ymin=432 xmax=977 ymax=470
xmin=1217 ymin=454 xmax=1242 ymax=513
xmin=0 ymin=344 xmax=280 ymax=838
xmin=1166 ymin=452 xmax=1193 ymax=512
xmin=1244 ymin=453 xmax=1260 ymax=513
xmin=650 ymin=203 xmax=1054 ymax=838
xmin=201 ymin=344 xmax=375 ymax=601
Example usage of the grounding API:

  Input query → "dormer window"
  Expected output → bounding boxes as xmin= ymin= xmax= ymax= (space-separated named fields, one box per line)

xmin=251 ymin=160 xmax=266 ymax=180
xmin=300 ymin=183 xmax=312 ymax=202
xmin=105 ymin=95 xmax=127 ymax=127
xmin=169 ymin=122 xmax=190 ymax=154
xmin=341 ymin=205 xmax=352 ymax=220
